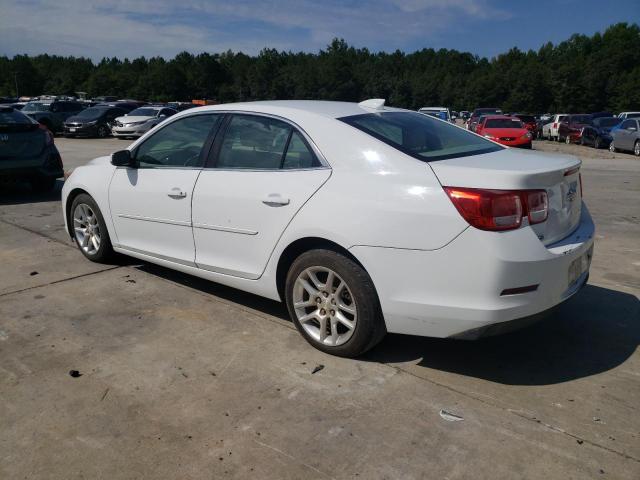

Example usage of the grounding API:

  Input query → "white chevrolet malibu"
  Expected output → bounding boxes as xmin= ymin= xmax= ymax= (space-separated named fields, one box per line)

xmin=62 ymin=99 xmax=594 ymax=357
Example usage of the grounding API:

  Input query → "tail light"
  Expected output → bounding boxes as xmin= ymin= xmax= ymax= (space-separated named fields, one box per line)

xmin=444 ymin=187 xmax=548 ymax=231
xmin=38 ymin=124 xmax=54 ymax=145
xmin=553 ymin=122 xmax=557 ymax=128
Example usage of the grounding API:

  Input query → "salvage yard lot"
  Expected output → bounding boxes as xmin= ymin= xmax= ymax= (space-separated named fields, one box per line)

xmin=1 ymin=138 xmax=639 ymax=479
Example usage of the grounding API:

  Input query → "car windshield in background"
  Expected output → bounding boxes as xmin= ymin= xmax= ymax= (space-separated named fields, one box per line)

xmin=128 ymin=108 xmax=159 ymax=117
xmin=571 ymin=115 xmax=592 ymax=124
xmin=485 ymin=119 xmax=524 ymax=129
xmin=22 ymin=102 xmax=51 ymax=112
xmin=340 ymin=111 xmax=503 ymax=162
xmin=75 ymin=107 xmax=108 ymax=120
xmin=595 ymin=118 xmax=621 ymax=127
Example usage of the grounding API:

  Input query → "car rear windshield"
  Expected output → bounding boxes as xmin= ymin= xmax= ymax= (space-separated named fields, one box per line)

xmin=129 ymin=108 xmax=159 ymax=116
xmin=0 ymin=108 xmax=38 ymax=131
xmin=339 ymin=111 xmax=503 ymax=162
xmin=485 ymin=118 xmax=524 ymax=129
xmin=594 ymin=117 xmax=620 ymax=127
xmin=22 ymin=102 xmax=51 ymax=112
xmin=571 ymin=115 xmax=592 ymax=124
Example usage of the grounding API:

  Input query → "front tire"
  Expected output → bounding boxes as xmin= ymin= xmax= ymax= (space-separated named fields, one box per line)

xmin=96 ymin=125 xmax=109 ymax=138
xmin=70 ymin=194 xmax=113 ymax=262
xmin=565 ymin=135 xmax=572 ymax=144
xmin=594 ymin=137 xmax=601 ymax=149
xmin=609 ymin=142 xmax=616 ymax=153
xmin=285 ymin=249 xmax=386 ymax=357
xmin=635 ymin=141 xmax=640 ymax=157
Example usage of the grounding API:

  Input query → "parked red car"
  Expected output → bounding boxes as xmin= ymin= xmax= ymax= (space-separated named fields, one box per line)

xmin=476 ymin=115 xmax=532 ymax=148
xmin=558 ymin=114 xmax=592 ymax=144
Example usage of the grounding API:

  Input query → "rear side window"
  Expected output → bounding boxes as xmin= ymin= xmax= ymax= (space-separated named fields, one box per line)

xmin=340 ymin=111 xmax=503 ymax=162
xmin=216 ymin=115 xmax=320 ymax=170
xmin=135 ymin=114 xmax=222 ymax=168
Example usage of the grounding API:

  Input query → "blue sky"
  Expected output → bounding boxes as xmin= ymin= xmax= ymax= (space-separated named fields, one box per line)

xmin=0 ymin=0 xmax=638 ymax=60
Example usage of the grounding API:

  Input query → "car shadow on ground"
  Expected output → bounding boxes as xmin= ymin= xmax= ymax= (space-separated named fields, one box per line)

xmin=363 ymin=284 xmax=639 ymax=386
xmin=0 ymin=180 xmax=63 ymax=205
xmin=135 ymin=260 xmax=639 ymax=386
xmin=135 ymin=263 xmax=290 ymax=321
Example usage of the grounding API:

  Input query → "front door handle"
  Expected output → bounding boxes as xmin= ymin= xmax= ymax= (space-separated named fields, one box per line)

xmin=168 ymin=187 xmax=187 ymax=199
xmin=262 ymin=194 xmax=290 ymax=206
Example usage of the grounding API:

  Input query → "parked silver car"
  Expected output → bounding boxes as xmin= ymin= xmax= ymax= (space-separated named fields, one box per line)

xmin=610 ymin=118 xmax=640 ymax=156
xmin=111 ymin=106 xmax=177 ymax=139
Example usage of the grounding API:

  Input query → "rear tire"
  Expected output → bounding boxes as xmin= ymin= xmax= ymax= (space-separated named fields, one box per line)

xmin=609 ymin=142 xmax=616 ymax=153
xmin=285 ymin=249 xmax=386 ymax=358
xmin=70 ymin=194 xmax=114 ymax=263
xmin=565 ymin=135 xmax=572 ymax=144
xmin=594 ymin=137 xmax=601 ymax=149
xmin=635 ymin=141 xmax=640 ymax=157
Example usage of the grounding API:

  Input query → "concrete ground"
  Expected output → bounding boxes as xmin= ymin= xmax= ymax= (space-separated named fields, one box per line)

xmin=0 ymin=137 xmax=638 ymax=479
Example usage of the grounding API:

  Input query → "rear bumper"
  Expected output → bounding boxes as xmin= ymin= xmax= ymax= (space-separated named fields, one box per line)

xmin=350 ymin=203 xmax=595 ymax=338
xmin=0 ymin=146 xmax=63 ymax=180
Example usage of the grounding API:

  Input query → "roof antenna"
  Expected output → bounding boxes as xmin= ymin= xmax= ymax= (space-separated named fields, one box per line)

xmin=358 ymin=98 xmax=386 ymax=110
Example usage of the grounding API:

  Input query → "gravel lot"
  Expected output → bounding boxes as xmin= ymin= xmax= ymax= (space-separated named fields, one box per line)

xmin=1 ymin=137 xmax=638 ymax=479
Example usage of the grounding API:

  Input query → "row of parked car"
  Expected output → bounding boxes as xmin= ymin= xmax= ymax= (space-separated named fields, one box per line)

xmin=457 ymin=107 xmax=640 ymax=156
xmin=0 ymin=96 xmax=196 ymax=139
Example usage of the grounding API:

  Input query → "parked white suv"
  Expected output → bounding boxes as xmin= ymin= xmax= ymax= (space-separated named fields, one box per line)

xmin=542 ymin=114 xmax=568 ymax=141
xmin=62 ymin=99 xmax=594 ymax=357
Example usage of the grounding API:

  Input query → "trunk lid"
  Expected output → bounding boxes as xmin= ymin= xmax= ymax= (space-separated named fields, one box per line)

xmin=0 ymin=124 xmax=46 ymax=159
xmin=430 ymin=148 xmax=582 ymax=245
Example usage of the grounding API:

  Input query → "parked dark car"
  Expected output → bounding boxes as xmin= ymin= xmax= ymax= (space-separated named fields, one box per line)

xmin=95 ymin=101 xmax=142 ymax=113
xmin=513 ymin=114 xmax=537 ymax=137
xmin=468 ymin=108 xmax=502 ymax=132
xmin=92 ymin=96 xmax=119 ymax=103
xmin=580 ymin=117 xmax=620 ymax=149
xmin=558 ymin=114 xmax=592 ymax=144
xmin=610 ymin=118 xmax=640 ymax=156
xmin=0 ymin=106 xmax=63 ymax=192
xmin=22 ymin=100 xmax=85 ymax=133
xmin=64 ymin=106 xmax=128 ymax=138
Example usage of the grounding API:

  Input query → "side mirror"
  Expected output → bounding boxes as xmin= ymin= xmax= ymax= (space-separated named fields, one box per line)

xmin=111 ymin=149 xmax=134 ymax=167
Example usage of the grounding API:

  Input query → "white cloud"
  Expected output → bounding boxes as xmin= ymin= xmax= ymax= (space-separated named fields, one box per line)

xmin=0 ymin=0 xmax=511 ymax=59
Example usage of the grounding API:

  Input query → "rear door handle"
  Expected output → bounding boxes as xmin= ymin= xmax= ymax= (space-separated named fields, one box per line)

xmin=167 ymin=187 xmax=187 ymax=199
xmin=262 ymin=194 xmax=290 ymax=206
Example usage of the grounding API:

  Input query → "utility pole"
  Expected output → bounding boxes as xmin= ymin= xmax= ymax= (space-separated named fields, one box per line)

xmin=14 ymin=73 xmax=19 ymax=98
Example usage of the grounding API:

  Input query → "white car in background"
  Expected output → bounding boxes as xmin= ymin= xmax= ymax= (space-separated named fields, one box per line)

xmin=542 ymin=113 xmax=568 ymax=141
xmin=111 ymin=105 xmax=177 ymax=139
xmin=61 ymin=99 xmax=594 ymax=357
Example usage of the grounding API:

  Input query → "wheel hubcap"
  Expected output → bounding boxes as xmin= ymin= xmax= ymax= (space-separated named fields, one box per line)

xmin=293 ymin=267 xmax=357 ymax=346
xmin=73 ymin=203 xmax=101 ymax=255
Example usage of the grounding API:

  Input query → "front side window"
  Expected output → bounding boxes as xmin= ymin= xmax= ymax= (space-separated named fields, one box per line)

xmin=621 ymin=120 xmax=634 ymax=129
xmin=340 ymin=111 xmax=503 ymax=162
xmin=135 ymin=114 xmax=222 ymax=168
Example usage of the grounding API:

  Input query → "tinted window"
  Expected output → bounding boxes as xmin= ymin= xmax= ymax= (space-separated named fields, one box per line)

xmin=75 ymin=107 xmax=109 ymax=120
xmin=0 ymin=108 xmax=33 ymax=125
xmin=283 ymin=131 xmax=320 ymax=169
xmin=485 ymin=118 xmax=524 ymax=128
xmin=217 ymin=115 xmax=292 ymax=169
xmin=621 ymin=120 xmax=638 ymax=129
xmin=23 ymin=102 xmax=50 ymax=112
xmin=135 ymin=114 xmax=222 ymax=168
xmin=129 ymin=108 xmax=160 ymax=117
xmin=570 ymin=115 xmax=592 ymax=124
xmin=340 ymin=112 xmax=502 ymax=162
xmin=515 ymin=115 xmax=535 ymax=123
xmin=594 ymin=118 xmax=620 ymax=128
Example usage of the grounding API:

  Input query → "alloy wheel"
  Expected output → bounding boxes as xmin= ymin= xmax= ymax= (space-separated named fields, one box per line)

xmin=635 ymin=142 xmax=640 ymax=156
xmin=293 ymin=266 xmax=357 ymax=346
xmin=73 ymin=203 xmax=101 ymax=255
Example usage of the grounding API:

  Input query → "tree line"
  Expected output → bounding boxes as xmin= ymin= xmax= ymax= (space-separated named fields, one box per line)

xmin=1 ymin=22 xmax=638 ymax=113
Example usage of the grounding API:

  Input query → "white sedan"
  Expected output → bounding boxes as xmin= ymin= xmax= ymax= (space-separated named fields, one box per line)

xmin=62 ymin=99 xmax=594 ymax=357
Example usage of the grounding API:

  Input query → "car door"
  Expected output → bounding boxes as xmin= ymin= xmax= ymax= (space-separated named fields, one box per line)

xmin=192 ymin=113 xmax=331 ymax=279
xmin=109 ymin=113 xmax=223 ymax=265
xmin=616 ymin=120 xmax=633 ymax=149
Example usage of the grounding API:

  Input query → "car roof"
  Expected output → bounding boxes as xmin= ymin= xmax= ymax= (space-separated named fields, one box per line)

xmin=190 ymin=100 xmax=407 ymax=121
xmin=482 ymin=115 xmax=518 ymax=121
